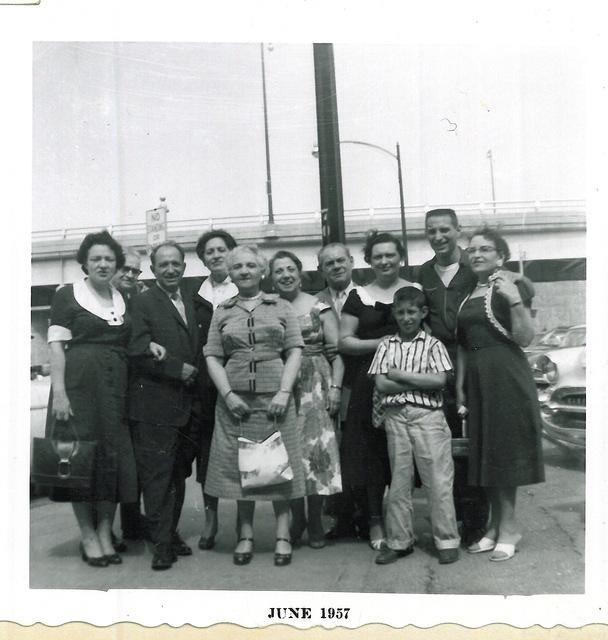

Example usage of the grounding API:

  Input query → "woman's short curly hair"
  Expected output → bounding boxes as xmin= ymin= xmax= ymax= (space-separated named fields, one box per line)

xmin=226 ymin=244 xmax=269 ymax=277
xmin=195 ymin=229 xmax=237 ymax=262
xmin=363 ymin=229 xmax=405 ymax=264
xmin=269 ymin=250 xmax=303 ymax=275
xmin=76 ymin=229 xmax=125 ymax=274
xmin=470 ymin=226 xmax=511 ymax=262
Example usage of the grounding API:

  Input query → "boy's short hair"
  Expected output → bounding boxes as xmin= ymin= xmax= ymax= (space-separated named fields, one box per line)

xmin=393 ymin=286 xmax=427 ymax=309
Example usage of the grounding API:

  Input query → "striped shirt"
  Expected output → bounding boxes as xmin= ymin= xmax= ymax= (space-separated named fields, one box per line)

xmin=368 ymin=330 xmax=453 ymax=409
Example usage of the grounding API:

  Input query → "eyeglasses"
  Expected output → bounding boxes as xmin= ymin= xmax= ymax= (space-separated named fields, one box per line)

xmin=465 ymin=246 xmax=497 ymax=256
xmin=122 ymin=267 xmax=142 ymax=276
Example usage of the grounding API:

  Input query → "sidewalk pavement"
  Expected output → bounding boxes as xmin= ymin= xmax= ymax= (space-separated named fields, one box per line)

xmin=29 ymin=441 xmax=584 ymax=594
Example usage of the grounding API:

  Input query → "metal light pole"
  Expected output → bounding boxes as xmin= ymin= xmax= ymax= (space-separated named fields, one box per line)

xmin=314 ymin=139 xmax=408 ymax=265
xmin=487 ymin=149 xmax=496 ymax=215
xmin=260 ymin=43 xmax=274 ymax=224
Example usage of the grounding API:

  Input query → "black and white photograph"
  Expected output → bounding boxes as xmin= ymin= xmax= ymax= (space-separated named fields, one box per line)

xmin=2 ymin=0 xmax=607 ymax=633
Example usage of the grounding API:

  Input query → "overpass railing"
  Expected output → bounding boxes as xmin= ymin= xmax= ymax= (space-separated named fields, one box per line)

xmin=32 ymin=199 xmax=586 ymax=246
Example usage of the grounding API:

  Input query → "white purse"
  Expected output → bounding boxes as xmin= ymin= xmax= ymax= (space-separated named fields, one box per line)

xmin=237 ymin=412 xmax=294 ymax=489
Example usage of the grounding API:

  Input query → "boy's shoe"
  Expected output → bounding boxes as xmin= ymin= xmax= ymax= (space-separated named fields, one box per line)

xmin=375 ymin=545 xmax=414 ymax=565
xmin=438 ymin=548 xmax=459 ymax=564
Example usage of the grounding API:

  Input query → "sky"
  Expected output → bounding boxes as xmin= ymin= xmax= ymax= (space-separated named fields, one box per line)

xmin=32 ymin=42 xmax=585 ymax=232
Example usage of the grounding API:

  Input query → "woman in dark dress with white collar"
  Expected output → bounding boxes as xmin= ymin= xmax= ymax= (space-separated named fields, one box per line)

xmin=46 ymin=230 xmax=137 ymax=567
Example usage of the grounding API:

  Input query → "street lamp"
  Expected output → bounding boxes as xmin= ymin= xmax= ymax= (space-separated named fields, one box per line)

xmin=260 ymin=43 xmax=274 ymax=224
xmin=313 ymin=139 xmax=408 ymax=265
xmin=487 ymin=149 xmax=496 ymax=216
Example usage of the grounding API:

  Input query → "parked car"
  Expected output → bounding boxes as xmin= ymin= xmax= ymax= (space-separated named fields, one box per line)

xmin=525 ymin=324 xmax=586 ymax=359
xmin=527 ymin=327 xmax=586 ymax=458
xmin=30 ymin=373 xmax=51 ymax=494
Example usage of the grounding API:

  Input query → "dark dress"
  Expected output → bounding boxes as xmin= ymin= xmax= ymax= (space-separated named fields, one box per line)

xmin=340 ymin=288 xmax=395 ymax=491
xmin=45 ymin=282 xmax=137 ymax=503
xmin=457 ymin=287 xmax=545 ymax=487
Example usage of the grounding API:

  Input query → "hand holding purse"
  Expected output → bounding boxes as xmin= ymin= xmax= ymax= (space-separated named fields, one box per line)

xmin=31 ymin=418 xmax=97 ymax=490
xmin=237 ymin=410 xmax=294 ymax=489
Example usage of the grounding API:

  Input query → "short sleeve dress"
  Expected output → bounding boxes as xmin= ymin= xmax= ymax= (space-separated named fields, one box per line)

xmin=203 ymin=293 xmax=306 ymax=501
xmin=339 ymin=288 xmax=396 ymax=490
xmin=45 ymin=280 xmax=137 ymax=503
xmin=457 ymin=282 xmax=545 ymax=487
xmin=294 ymin=299 xmax=342 ymax=496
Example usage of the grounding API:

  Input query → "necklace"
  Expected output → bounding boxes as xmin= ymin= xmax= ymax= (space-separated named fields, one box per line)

xmin=238 ymin=292 xmax=262 ymax=301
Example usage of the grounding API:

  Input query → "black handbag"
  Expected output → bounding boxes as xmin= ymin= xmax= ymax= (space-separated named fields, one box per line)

xmin=31 ymin=418 xmax=97 ymax=490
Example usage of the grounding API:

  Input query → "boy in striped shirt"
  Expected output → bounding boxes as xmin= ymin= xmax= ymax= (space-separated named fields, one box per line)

xmin=368 ymin=286 xmax=460 ymax=565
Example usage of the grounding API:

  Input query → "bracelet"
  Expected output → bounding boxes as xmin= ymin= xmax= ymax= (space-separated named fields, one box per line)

xmin=509 ymin=300 xmax=523 ymax=308
xmin=223 ymin=389 xmax=234 ymax=400
xmin=330 ymin=384 xmax=342 ymax=390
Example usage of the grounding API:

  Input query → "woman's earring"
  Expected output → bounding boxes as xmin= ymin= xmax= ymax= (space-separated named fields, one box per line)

xmin=496 ymin=259 xmax=504 ymax=268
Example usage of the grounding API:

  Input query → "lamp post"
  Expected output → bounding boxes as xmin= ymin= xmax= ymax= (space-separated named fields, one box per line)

xmin=487 ymin=149 xmax=496 ymax=215
xmin=260 ymin=43 xmax=274 ymax=224
xmin=313 ymin=139 xmax=408 ymax=265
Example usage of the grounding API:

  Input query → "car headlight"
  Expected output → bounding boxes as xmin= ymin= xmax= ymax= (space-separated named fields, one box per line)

xmin=537 ymin=355 xmax=559 ymax=384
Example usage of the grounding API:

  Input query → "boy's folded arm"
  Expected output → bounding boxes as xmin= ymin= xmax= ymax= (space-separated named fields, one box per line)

xmin=388 ymin=368 xmax=448 ymax=390
xmin=375 ymin=373 xmax=411 ymax=394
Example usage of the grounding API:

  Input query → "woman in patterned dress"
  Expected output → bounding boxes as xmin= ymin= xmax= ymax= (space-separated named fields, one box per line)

xmin=204 ymin=245 xmax=306 ymax=566
xmin=269 ymin=250 xmax=344 ymax=549
xmin=46 ymin=230 xmax=137 ymax=567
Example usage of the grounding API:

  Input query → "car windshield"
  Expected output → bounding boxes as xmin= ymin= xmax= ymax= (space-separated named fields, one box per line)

xmin=563 ymin=327 xmax=586 ymax=348
xmin=537 ymin=328 xmax=568 ymax=347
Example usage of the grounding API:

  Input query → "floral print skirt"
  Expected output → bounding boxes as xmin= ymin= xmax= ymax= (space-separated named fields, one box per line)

xmin=294 ymin=353 xmax=342 ymax=496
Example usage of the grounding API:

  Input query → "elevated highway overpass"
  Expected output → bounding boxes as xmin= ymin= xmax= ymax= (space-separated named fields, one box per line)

xmin=32 ymin=199 xmax=585 ymax=287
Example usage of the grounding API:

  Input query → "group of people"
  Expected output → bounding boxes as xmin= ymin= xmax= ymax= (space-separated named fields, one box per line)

xmin=44 ymin=207 xmax=545 ymax=572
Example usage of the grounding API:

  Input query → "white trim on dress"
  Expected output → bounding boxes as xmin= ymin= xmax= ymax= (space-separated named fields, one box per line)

xmin=73 ymin=279 xmax=126 ymax=326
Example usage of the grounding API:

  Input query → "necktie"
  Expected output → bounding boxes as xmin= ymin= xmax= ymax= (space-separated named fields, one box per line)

xmin=170 ymin=291 xmax=188 ymax=325
xmin=334 ymin=291 xmax=345 ymax=317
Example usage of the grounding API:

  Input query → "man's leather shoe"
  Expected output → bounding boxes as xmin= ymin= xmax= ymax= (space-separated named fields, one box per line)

xmin=152 ymin=543 xmax=176 ymax=571
xmin=375 ymin=546 xmax=414 ymax=565
xmin=438 ymin=548 xmax=459 ymax=564
xmin=172 ymin=532 xmax=192 ymax=556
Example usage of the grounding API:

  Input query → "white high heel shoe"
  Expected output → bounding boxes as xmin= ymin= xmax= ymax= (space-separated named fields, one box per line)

xmin=489 ymin=534 xmax=522 ymax=562
xmin=467 ymin=536 xmax=496 ymax=554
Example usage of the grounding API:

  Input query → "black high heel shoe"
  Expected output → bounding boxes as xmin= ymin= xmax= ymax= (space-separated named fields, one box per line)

xmin=233 ymin=537 xmax=254 ymax=566
xmin=79 ymin=543 xmax=109 ymax=568
xmin=198 ymin=521 xmax=218 ymax=550
xmin=105 ymin=553 xmax=123 ymax=565
xmin=274 ymin=537 xmax=292 ymax=567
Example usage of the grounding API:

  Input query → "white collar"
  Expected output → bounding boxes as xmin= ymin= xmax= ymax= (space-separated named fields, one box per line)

xmin=197 ymin=275 xmax=238 ymax=309
xmin=73 ymin=279 xmax=125 ymax=326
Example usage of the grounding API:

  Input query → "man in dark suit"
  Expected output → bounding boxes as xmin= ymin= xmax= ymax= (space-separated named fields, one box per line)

xmin=128 ymin=240 xmax=201 ymax=570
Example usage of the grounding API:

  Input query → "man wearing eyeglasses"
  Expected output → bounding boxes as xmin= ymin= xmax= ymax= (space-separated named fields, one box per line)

xmin=417 ymin=208 xmax=489 ymax=547
xmin=111 ymin=248 xmax=148 ymax=545
xmin=111 ymin=249 xmax=148 ymax=303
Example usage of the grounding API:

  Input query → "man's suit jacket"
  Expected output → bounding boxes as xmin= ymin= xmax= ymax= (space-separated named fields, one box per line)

xmin=316 ymin=286 xmax=338 ymax=320
xmin=128 ymin=282 xmax=201 ymax=427
xmin=191 ymin=279 xmax=215 ymax=395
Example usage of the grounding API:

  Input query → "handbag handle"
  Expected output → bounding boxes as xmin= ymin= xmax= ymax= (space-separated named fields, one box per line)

xmin=48 ymin=416 xmax=80 ymax=442
xmin=238 ymin=408 xmax=278 ymax=438
xmin=48 ymin=417 xmax=82 ymax=479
